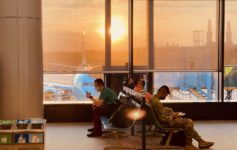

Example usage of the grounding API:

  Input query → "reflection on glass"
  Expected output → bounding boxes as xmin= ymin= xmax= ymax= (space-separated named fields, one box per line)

xmin=224 ymin=66 xmax=237 ymax=101
xmin=111 ymin=0 xmax=129 ymax=67
xmin=43 ymin=0 xmax=105 ymax=72
xmin=154 ymin=1 xmax=218 ymax=70
xmin=224 ymin=1 xmax=237 ymax=102
xmin=43 ymin=74 xmax=103 ymax=102
xmin=134 ymin=0 xmax=148 ymax=67
xmin=225 ymin=1 xmax=237 ymax=65
xmin=154 ymin=72 xmax=218 ymax=102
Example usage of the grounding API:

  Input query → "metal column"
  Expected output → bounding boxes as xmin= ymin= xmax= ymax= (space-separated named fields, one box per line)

xmin=147 ymin=0 xmax=154 ymax=94
xmin=105 ymin=0 xmax=111 ymax=71
xmin=217 ymin=0 xmax=225 ymax=102
xmin=128 ymin=0 xmax=134 ymax=78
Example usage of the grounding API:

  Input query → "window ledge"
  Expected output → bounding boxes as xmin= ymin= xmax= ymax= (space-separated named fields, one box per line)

xmin=43 ymin=100 xmax=93 ymax=105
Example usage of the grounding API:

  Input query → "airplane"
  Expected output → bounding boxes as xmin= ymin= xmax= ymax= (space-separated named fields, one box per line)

xmin=45 ymin=30 xmax=102 ymax=72
xmin=44 ymin=74 xmax=100 ymax=101
xmin=46 ymin=63 xmax=99 ymax=72
xmin=44 ymin=30 xmax=102 ymax=101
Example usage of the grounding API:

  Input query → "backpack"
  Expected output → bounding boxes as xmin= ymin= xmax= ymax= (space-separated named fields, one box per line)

xmin=160 ymin=130 xmax=186 ymax=147
xmin=109 ymin=104 xmax=134 ymax=128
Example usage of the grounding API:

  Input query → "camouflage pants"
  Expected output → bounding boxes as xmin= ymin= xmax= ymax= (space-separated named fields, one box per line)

xmin=167 ymin=118 xmax=202 ymax=145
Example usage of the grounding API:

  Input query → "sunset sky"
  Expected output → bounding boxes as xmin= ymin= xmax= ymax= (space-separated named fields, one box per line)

xmin=42 ymin=0 xmax=237 ymax=52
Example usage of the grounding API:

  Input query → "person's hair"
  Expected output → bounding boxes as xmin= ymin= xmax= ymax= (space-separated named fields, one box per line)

xmin=158 ymin=85 xmax=170 ymax=94
xmin=94 ymin=78 xmax=105 ymax=86
xmin=134 ymin=76 xmax=143 ymax=86
xmin=134 ymin=77 xmax=139 ymax=86
xmin=142 ymin=80 xmax=145 ymax=87
xmin=126 ymin=78 xmax=133 ymax=85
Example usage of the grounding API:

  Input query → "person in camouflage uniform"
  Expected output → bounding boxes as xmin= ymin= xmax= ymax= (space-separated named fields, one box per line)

xmin=150 ymin=85 xmax=214 ymax=150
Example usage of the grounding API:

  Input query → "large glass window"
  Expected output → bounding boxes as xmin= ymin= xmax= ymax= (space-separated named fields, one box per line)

xmin=154 ymin=1 xmax=218 ymax=70
xmin=42 ymin=0 xmax=237 ymax=103
xmin=154 ymin=72 xmax=218 ymax=102
xmin=43 ymin=0 xmax=106 ymax=103
xmin=43 ymin=0 xmax=105 ymax=73
xmin=224 ymin=1 xmax=237 ymax=101
xmin=111 ymin=0 xmax=128 ymax=68
xmin=134 ymin=0 xmax=148 ymax=69
xmin=43 ymin=74 xmax=103 ymax=103
xmin=151 ymin=1 xmax=219 ymax=103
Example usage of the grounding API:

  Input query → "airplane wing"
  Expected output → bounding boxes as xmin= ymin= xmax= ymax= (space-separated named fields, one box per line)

xmin=47 ymin=63 xmax=77 ymax=69
xmin=44 ymin=82 xmax=74 ymax=90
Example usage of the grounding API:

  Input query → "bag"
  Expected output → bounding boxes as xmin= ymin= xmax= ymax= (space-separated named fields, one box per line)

xmin=109 ymin=104 xmax=134 ymax=128
xmin=160 ymin=130 xmax=186 ymax=147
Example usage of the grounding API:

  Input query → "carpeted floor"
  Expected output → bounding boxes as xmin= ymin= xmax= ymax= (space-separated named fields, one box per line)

xmin=45 ymin=121 xmax=237 ymax=150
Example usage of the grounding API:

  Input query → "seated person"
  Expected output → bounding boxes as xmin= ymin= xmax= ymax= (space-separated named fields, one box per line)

xmin=133 ymin=77 xmax=152 ymax=102
xmin=150 ymin=85 xmax=214 ymax=150
xmin=86 ymin=78 xmax=118 ymax=137
xmin=126 ymin=78 xmax=135 ymax=89
xmin=133 ymin=77 xmax=144 ymax=92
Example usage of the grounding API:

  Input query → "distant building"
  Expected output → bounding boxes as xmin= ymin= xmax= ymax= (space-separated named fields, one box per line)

xmin=206 ymin=19 xmax=213 ymax=47
xmin=226 ymin=20 xmax=233 ymax=47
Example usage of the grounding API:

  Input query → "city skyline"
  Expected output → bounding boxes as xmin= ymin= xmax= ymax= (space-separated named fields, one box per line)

xmin=43 ymin=0 xmax=237 ymax=52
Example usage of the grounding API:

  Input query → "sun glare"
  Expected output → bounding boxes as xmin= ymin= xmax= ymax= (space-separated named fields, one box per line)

xmin=99 ymin=17 xmax=126 ymax=42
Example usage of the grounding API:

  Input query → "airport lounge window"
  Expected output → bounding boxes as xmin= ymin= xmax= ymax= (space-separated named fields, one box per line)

xmin=43 ymin=0 xmax=105 ymax=103
xmin=133 ymin=0 xmax=148 ymax=68
xmin=224 ymin=1 xmax=237 ymax=102
xmin=111 ymin=0 xmax=129 ymax=68
xmin=43 ymin=0 xmax=105 ymax=73
xmin=154 ymin=1 xmax=218 ymax=70
xmin=42 ymin=0 xmax=237 ymax=103
xmin=153 ymin=72 xmax=218 ymax=102
xmin=43 ymin=74 xmax=103 ymax=103
xmin=152 ymin=1 xmax=219 ymax=102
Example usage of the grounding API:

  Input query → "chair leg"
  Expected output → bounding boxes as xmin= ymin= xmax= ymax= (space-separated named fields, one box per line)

xmin=131 ymin=125 xmax=135 ymax=136
xmin=164 ymin=131 xmax=173 ymax=146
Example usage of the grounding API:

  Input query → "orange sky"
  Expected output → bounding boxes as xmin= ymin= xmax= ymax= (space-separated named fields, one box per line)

xmin=43 ymin=0 xmax=237 ymax=52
